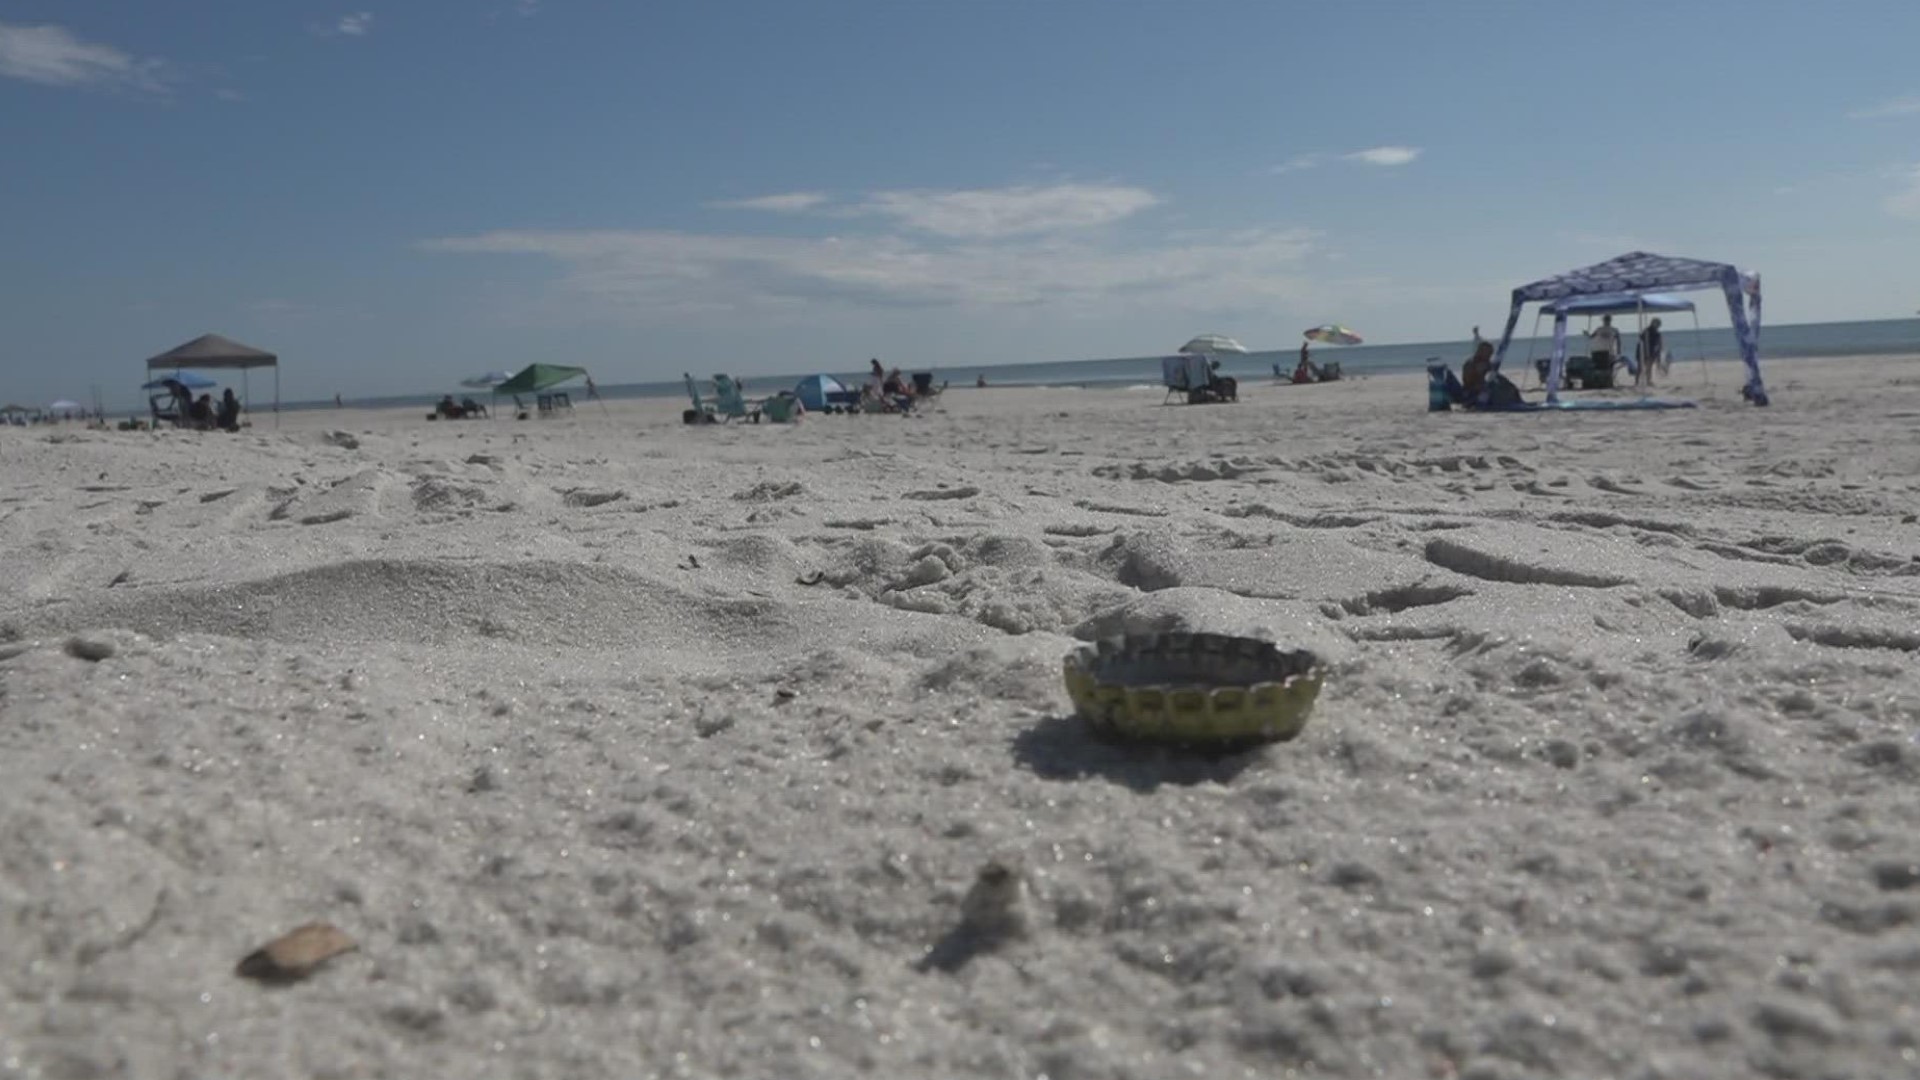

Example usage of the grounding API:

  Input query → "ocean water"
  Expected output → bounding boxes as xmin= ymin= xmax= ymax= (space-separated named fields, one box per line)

xmin=303 ymin=317 xmax=1920 ymax=413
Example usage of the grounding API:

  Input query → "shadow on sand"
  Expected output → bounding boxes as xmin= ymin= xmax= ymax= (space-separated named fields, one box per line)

xmin=1009 ymin=713 xmax=1266 ymax=793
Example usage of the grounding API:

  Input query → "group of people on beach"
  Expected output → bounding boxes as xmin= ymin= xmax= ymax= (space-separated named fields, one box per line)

xmin=164 ymin=384 xmax=244 ymax=431
xmin=866 ymin=358 xmax=936 ymax=412
xmin=1448 ymin=314 xmax=1669 ymax=409
xmin=434 ymin=395 xmax=487 ymax=419
xmin=1584 ymin=314 xmax=1666 ymax=388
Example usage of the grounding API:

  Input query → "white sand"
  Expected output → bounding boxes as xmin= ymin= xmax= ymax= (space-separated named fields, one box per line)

xmin=4 ymin=358 xmax=1919 ymax=1079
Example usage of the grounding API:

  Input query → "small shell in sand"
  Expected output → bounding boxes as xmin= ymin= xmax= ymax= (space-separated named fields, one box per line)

xmin=235 ymin=922 xmax=357 ymax=983
xmin=958 ymin=861 xmax=1028 ymax=941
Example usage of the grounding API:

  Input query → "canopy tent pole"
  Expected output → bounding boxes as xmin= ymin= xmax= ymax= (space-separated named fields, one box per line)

xmin=1522 ymin=310 xmax=1545 ymax=389
xmin=1546 ymin=312 xmax=1571 ymax=401
xmin=1490 ymin=294 xmax=1525 ymax=374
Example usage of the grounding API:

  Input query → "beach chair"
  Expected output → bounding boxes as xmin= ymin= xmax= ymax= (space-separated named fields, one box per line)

xmin=683 ymin=373 xmax=718 ymax=424
xmin=1162 ymin=355 xmax=1194 ymax=403
xmin=761 ymin=393 xmax=804 ymax=423
xmin=711 ymin=374 xmax=765 ymax=422
xmin=1161 ymin=354 xmax=1236 ymax=404
xmin=148 ymin=392 xmax=183 ymax=428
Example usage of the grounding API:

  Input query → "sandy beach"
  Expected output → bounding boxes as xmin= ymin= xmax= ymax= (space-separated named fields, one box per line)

xmin=4 ymin=356 xmax=1920 ymax=1079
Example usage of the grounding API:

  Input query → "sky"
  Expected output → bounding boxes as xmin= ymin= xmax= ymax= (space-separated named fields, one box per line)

xmin=3 ymin=0 xmax=1919 ymax=405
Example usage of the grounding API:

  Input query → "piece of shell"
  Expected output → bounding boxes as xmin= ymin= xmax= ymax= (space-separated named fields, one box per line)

xmin=958 ymin=861 xmax=1027 ymax=941
xmin=235 ymin=922 xmax=357 ymax=983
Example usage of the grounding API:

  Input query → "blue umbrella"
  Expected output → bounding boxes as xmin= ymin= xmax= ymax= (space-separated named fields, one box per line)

xmin=460 ymin=371 xmax=514 ymax=389
xmin=142 ymin=371 xmax=217 ymax=390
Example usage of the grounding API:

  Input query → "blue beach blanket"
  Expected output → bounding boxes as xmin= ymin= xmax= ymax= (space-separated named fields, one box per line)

xmin=1479 ymin=397 xmax=1697 ymax=412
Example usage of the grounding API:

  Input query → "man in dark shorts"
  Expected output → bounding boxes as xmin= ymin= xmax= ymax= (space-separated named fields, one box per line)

xmin=1638 ymin=318 xmax=1664 ymax=389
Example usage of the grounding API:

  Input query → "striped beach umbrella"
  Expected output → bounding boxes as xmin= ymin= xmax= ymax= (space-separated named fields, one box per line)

xmin=1303 ymin=324 xmax=1363 ymax=345
xmin=1178 ymin=334 xmax=1250 ymax=355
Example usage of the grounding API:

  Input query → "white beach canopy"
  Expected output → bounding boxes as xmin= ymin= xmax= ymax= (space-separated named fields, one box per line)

xmin=1178 ymin=334 xmax=1249 ymax=355
xmin=145 ymin=333 xmax=281 ymax=422
xmin=1491 ymin=252 xmax=1766 ymax=405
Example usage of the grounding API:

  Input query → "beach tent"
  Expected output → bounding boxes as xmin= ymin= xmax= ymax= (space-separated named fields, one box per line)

xmin=1491 ymin=252 xmax=1766 ymax=405
xmin=793 ymin=374 xmax=847 ymax=412
xmin=145 ymin=333 xmax=280 ymax=423
xmin=1521 ymin=292 xmax=1706 ymax=384
xmin=491 ymin=363 xmax=595 ymax=417
xmin=492 ymin=363 xmax=588 ymax=397
xmin=1541 ymin=292 xmax=1695 ymax=317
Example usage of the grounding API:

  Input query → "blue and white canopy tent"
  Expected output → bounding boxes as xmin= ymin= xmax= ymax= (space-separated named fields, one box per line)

xmin=1492 ymin=252 xmax=1766 ymax=405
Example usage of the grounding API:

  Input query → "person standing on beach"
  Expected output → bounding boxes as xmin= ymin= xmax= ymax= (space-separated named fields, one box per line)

xmin=1586 ymin=315 xmax=1621 ymax=376
xmin=1638 ymin=318 xmax=1664 ymax=389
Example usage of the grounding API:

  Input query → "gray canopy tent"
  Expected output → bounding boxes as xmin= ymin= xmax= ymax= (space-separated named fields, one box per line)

xmin=144 ymin=333 xmax=279 ymax=425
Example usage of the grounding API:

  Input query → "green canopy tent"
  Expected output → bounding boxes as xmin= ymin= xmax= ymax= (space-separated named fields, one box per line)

xmin=491 ymin=363 xmax=598 ymax=417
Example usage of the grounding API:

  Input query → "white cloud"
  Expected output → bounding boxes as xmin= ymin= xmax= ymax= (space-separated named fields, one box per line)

xmin=707 ymin=192 xmax=831 ymax=213
xmin=0 ymin=21 xmax=165 ymax=92
xmin=855 ymin=183 xmax=1159 ymax=238
xmin=710 ymin=183 xmax=1160 ymax=238
xmin=1886 ymin=166 xmax=1920 ymax=220
xmin=1344 ymin=146 xmax=1422 ymax=167
xmin=312 ymin=12 xmax=374 ymax=38
xmin=1275 ymin=147 xmax=1422 ymax=173
xmin=1272 ymin=153 xmax=1328 ymax=174
xmin=420 ymin=221 xmax=1316 ymax=317
xmin=1848 ymin=95 xmax=1920 ymax=120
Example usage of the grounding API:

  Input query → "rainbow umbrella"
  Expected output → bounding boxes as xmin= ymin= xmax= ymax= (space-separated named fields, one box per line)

xmin=1303 ymin=324 xmax=1363 ymax=346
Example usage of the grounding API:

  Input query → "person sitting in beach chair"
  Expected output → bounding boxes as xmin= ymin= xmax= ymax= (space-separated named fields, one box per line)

xmin=461 ymin=396 xmax=487 ymax=418
xmin=215 ymin=388 xmax=242 ymax=431
xmin=1292 ymin=342 xmax=1324 ymax=384
xmin=1457 ymin=342 xmax=1524 ymax=409
xmin=860 ymin=378 xmax=914 ymax=414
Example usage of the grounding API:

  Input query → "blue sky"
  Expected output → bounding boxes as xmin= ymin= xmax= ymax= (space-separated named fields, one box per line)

xmin=3 ymin=0 xmax=1918 ymax=405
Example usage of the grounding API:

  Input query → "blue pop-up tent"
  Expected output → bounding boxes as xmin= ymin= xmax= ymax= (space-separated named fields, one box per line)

xmin=795 ymin=374 xmax=864 ymax=412
xmin=1542 ymin=292 xmax=1694 ymax=317
xmin=1492 ymin=252 xmax=1766 ymax=405
xmin=1521 ymin=292 xmax=1703 ymax=381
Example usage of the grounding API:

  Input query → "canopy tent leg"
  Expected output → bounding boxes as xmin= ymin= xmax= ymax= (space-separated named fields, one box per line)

xmin=1490 ymin=296 xmax=1525 ymax=374
xmin=1545 ymin=313 xmax=1570 ymax=403
xmin=1521 ymin=311 xmax=1545 ymax=389
xmin=274 ymin=366 xmax=281 ymax=427
xmin=1720 ymin=270 xmax=1767 ymax=405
